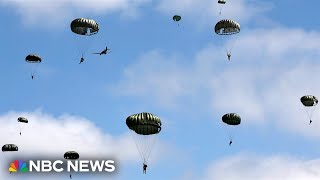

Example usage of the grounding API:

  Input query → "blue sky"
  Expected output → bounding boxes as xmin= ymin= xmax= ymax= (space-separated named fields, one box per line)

xmin=1 ymin=0 xmax=320 ymax=179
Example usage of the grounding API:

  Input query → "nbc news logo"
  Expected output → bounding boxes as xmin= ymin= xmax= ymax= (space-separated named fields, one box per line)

xmin=9 ymin=160 xmax=28 ymax=173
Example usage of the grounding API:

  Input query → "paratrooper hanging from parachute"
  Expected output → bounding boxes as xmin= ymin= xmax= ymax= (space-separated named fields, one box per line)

xmin=214 ymin=19 xmax=240 ymax=61
xmin=126 ymin=112 xmax=162 ymax=174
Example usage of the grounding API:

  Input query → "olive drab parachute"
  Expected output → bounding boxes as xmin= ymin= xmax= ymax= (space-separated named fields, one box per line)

xmin=17 ymin=117 xmax=28 ymax=135
xmin=172 ymin=15 xmax=181 ymax=26
xmin=222 ymin=113 xmax=241 ymax=125
xmin=2 ymin=144 xmax=18 ymax=152
xmin=215 ymin=19 xmax=240 ymax=60
xmin=70 ymin=18 xmax=99 ymax=60
xmin=18 ymin=117 xmax=28 ymax=123
xmin=126 ymin=112 xmax=161 ymax=164
xmin=301 ymin=95 xmax=318 ymax=124
xmin=222 ymin=113 xmax=241 ymax=143
xmin=70 ymin=18 xmax=99 ymax=36
xmin=215 ymin=19 xmax=240 ymax=35
xmin=64 ymin=151 xmax=80 ymax=160
xmin=25 ymin=54 xmax=41 ymax=79
xmin=25 ymin=54 xmax=41 ymax=63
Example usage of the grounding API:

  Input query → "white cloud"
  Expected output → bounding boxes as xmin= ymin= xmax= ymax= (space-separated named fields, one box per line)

xmin=0 ymin=110 xmax=168 ymax=179
xmin=110 ymin=50 xmax=197 ymax=108
xmin=112 ymin=27 xmax=320 ymax=137
xmin=203 ymin=154 xmax=320 ymax=180
xmin=0 ymin=0 xmax=151 ymax=26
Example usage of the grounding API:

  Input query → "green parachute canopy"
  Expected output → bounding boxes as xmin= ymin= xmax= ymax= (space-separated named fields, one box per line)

xmin=70 ymin=18 xmax=99 ymax=36
xmin=126 ymin=112 xmax=162 ymax=135
xmin=222 ymin=113 xmax=241 ymax=125
xmin=215 ymin=19 xmax=240 ymax=35
xmin=2 ymin=144 xmax=18 ymax=152
xmin=173 ymin=15 xmax=181 ymax=22
xmin=18 ymin=117 xmax=28 ymax=123
xmin=301 ymin=95 xmax=318 ymax=107
xmin=25 ymin=54 xmax=41 ymax=63
xmin=64 ymin=151 xmax=79 ymax=160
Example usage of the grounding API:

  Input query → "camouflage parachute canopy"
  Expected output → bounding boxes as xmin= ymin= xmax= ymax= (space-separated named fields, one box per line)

xmin=18 ymin=117 xmax=28 ymax=123
xmin=215 ymin=19 xmax=240 ymax=35
xmin=70 ymin=18 xmax=99 ymax=36
xmin=218 ymin=0 xmax=226 ymax=4
xmin=2 ymin=144 xmax=18 ymax=152
xmin=173 ymin=15 xmax=181 ymax=22
xmin=222 ymin=113 xmax=241 ymax=125
xmin=25 ymin=54 xmax=41 ymax=63
xmin=64 ymin=151 xmax=79 ymax=160
xmin=301 ymin=95 xmax=318 ymax=107
xmin=126 ymin=112 xmax=162 ymax=135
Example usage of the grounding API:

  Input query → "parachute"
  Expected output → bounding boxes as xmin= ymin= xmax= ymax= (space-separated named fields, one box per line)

xmin=17 ymin=117 xmax=28 ymax=135
xmin=173 ymin=15 xmax=181 ymax=26
xmin=70 ymin=18 xmax=99 ymax=36
xmin=215 ymin=19 xmax=240 ymax=35
xmin=126 ymin=112 xmax=161 ymax=164
xmin=64 ymin=151 xmax=80 ymax=160
xmin=301 ymin=95 xmax=318 ymax=124
xmin=222 ymin=113 xmax=241 ymax=143
xmin=70 ymin=18 xmax=99 ymax=59
xmin=25 ymin=54 xmax=41 ymax=78
xmin=215 ymin=19 xmax=240 ymax=59
xmin=2 ymin=144 xmax=18 ymax=152
xmin=18 ymin=117 xmax=28 ymax=123
xmin=25 ymin=54 xmax=41 ymax=63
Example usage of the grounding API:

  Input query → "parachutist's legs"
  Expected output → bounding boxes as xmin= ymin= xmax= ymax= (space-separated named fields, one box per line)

xmin=309 ymin=120 xmax=312 ymax=125
xmin=20 ymin=132 xmax=21 ymax=135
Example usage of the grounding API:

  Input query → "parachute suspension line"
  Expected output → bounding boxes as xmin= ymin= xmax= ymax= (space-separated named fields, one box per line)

xmin=18 ymin=123 xmax=26 ymax=135
xmin=31 ymin=63 xmax=40 ymax=78
xmin=223 ymin=123 xmax=236 ymax=142
xmin=144 ymin=135 xmax=158 ymax=164
xmin=304 ymin=105 xmax=319 ymax=123
xmin=219 ymin=7 xmax=223 ymax=16
xmin=72 ymin=33 xmax=97 ymax=59
xmin=130 ymin=133 xmax=144 ymax=163
xmin=132 ymin=133 xmax=158 ymax=164
xmin=141 ymin=134 xmax=157 ymax=163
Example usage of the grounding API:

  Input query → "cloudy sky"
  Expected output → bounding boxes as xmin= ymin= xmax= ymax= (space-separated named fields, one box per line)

xmin=0 ymin=0 xmax=320 ymax=179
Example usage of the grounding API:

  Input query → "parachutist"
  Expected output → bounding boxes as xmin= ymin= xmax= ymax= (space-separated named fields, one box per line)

xmin=229 ymin=140 xmax=232 ymax=146
xmin=31 ymin=75 xmax=34 ymax=79
xmin=79 ymin=57 xmax=84 ymax=64
xmin=227 ymin=52 xmax=231 ymax=61
xmin=309 ymin=120 xmax=312 ymax=125
xmin=70 ymin=174 xmax=72 ymax=179
xmin=143 ymin=163 xmax=148 ymax=174
xmin=19 ymin=132 xmax=21 ymax=136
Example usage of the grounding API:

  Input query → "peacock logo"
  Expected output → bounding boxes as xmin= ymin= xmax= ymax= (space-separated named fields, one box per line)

xmin=9 ymin=160 xmax=28 ymax=173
